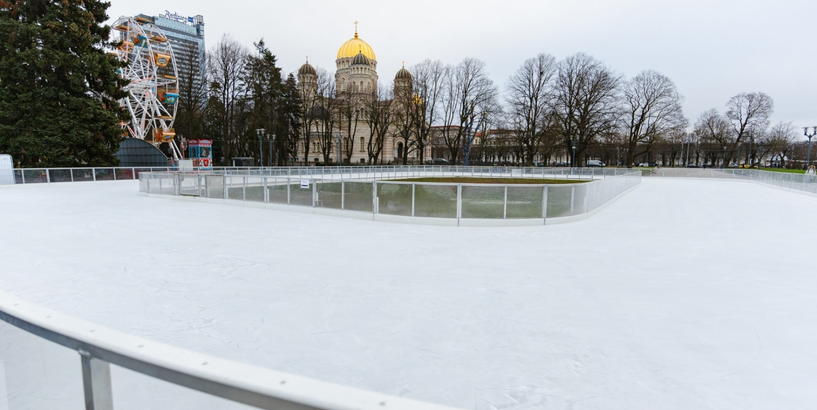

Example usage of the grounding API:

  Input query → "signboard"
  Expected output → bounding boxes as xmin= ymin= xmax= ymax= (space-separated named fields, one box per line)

xmin=300 ymin=179 xmax=309 ymax=189
xmin=163 ymin=10 xmax=195 ymax=25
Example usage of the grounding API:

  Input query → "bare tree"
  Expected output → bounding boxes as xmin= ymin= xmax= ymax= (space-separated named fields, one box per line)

xmin=314 ymin=70 xmax=337 ymax=164
xmin=766 ymin=121 xmax=797 ymax=168
xmin=361 ymin=84 xmax=393 ymax=165
xmin=207 ymin=34 xmax=249 ymax=163
xmin=620 ymin=70 xmax=686 ymax=167
xmin=553 ymin=53 xmax=620 ymax=167
xmin=411 ymin=60 xmax=448 ymax=164
xmin=506 ymin=53 xmax=558 ymax=165
xmin=694 ymin=109 xmax=732 ymax=166
xmin=439 ymin=58 xmax=498 ymax=163
xmin=724 ymin=92 xmax=773 ymax=165
xmin=337 ymin=89 xmax=362 ymax=164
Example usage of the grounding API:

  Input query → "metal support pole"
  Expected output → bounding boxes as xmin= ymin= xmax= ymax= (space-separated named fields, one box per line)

xmin=456 ymin=184 xmax=462 ymax=226
xmin=223 ymin=175 xmax=227 ymax=200
xmin=242 ymin=177 xmax=247 ymax=201
xmin=503 ymin=185 xmax=508 ymax=219
xmin=570 ymin=185 xmax=575 ymax=216
xmin=341 ymin=181 xmax=345 ymax=210
xmin=263 ymin=177 xmax=268 ymax=203
xmin=287 ymin=177 xmax=291 ymax=205
xmin=411 ymin=183 xmax=415 ymax=217
xmin=80 ymin=352 xmax=114 ymax=410
xmin=46 ymin=169 xmax=51 ymax=183
xmin=71 ymin=168 xmax=74 ymax=182
xmin=92 ymin=168 xmax=97 ymax=181
xmin=312 ymin=179 xmax=317 ymax=207
xmin=373 ymin=181 xmax=378 ymax=218
xmin=543 ymin=185 xmax=548 ymax=224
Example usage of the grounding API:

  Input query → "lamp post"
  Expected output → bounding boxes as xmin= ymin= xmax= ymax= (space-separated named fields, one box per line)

xmin=804 ymin=127 xmax=816 ymax=168
xmin=571 ymin=137 xmax=577 ymax=173
xmin=256 ymin=128 xmax=265 ymax=168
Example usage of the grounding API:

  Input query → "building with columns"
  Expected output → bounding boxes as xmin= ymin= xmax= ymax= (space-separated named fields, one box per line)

xmin=295 ymin=24 xmax=430 ymax=165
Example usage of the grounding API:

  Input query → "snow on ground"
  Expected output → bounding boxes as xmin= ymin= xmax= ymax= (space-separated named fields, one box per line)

xmin=1 ymin=178 xmax=816 ymax=409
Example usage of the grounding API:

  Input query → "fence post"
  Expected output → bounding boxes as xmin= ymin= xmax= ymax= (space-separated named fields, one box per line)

xmin=263 ymin=177 xmax=268 ymax=203
xmin=287 ymin=177 xmax=291 ymax=205
xmin=341 ymin=180 xmax=345 ymax=210
xmin=70 ymin=168 xmax=74 ymax=182
xmin=132 ymin=168 xmax=136 ymax=180
xmin=411 ymin=183 xmax=416 ymax=217
xmin=543 ymin=185 xmax=548 ymax=224
xmin=373 ymin=181 xmax=378 ymax=218
xmin=503 ymin=185 xmax=508 ymax=219
xmin=80 ymin=352 xmax=113 ymax=410
xmin=312 ymin=179 xmax=317 ymax=207
xmin=570 ymin=185 xmax=575 ymax=216
xmin=46 ymin=169 xmax=51 ymax=183
xmin=457 ymin=184 xmax=462 ymax=226
xmin=92 ymin=168 xmax=97 ymax=182
xmin=223 ymin=175 xmax=227 ymax=200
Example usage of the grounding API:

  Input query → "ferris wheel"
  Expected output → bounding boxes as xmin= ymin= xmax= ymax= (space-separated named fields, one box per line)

xmin=112 ymin=16 xmax=182 ymax=160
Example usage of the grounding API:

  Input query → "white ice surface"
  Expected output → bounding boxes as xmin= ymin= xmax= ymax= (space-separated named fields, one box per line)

xmin=1 ymin=179 xmax=816 ymax=409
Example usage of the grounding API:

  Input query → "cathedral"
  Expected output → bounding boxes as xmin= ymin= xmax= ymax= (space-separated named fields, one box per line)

xmin=295 ymin=23 xmax=429 ymax=164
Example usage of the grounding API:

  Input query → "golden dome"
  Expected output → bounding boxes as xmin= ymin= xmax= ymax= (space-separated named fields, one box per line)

xmin=337 ymin=24 xmax=376 ymax=61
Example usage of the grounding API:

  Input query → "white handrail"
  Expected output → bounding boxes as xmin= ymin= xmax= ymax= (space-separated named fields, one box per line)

xmin=0 ymin=290 xmax=461 ymax=410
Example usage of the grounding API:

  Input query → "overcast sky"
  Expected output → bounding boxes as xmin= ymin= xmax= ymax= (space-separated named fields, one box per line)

xmin=108 ymin=0 xmax=817 ymax=139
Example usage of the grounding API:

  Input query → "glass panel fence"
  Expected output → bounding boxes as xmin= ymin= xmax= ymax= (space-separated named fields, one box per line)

xmin=0 ymin=320 xmax=85 ymax=410
xmin=506 ymin=186 xmax=543 ymax=219
xmin=289 ymin=180 xmax=313 ymax=207
xmin=316 ymin=181 xmax=343 ymax=209
xmin=376 ymin=183 xmax=412 ymax=216
xmin=73 ymin=168 xmax=94 ymax=182
xmin=546 ymin=185 xmax=573 ymax=218
xmin=95 ymin=168 xmax=115 ymax=181
xmin=573 ymin=184 xmax=589 ymax=215
xmin=461 ymin=185 xmax=504 ymax=219
xmin=245 ymin=177 xmax=265 ymax=202
xmin=205 ymin=175 xmax=224 ymax=199
xmin=22 ymin=169 xmax=48 ymax=183
xmin=115 ymin=168 xmax=135 ymax=180
xmin=414 ymin=184 xmax=457 ymax=218
xmin=267 ymin=177 xmax=289 ymax=204
xmin=343 ymin=181 xmax=373 ymax=213
xmin=49 ymin=169 xmax=72 ymax=183
xmin=178 ymin=174 xmax=201 ymax=196
xmin=226 ymin=176 xmax=245 ymax=200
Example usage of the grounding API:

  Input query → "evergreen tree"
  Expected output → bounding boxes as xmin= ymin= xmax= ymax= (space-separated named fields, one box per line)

xmin=278 ymin=74 xmax=302 ymax=165
xmin=0 ymin=0 xmax=127 ymax=167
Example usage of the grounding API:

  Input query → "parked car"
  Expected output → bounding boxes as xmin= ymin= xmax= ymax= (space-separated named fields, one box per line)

xmin=587 ymin=159 xmax=605 ymax=167
xmin=433 ymin=158 xmax=449 ymax=164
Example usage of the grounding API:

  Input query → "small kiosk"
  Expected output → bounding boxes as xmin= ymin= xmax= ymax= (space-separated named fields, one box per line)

xmin=187 ymin=140 xmax=213 ymax=170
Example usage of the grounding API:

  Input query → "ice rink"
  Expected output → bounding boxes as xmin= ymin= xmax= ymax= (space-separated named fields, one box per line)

xmin=1 ymin=178 xmax=816 ymax=409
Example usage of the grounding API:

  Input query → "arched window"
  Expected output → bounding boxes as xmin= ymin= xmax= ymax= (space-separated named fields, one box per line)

xmin=397 ymin=142 xmax=404 ymax=159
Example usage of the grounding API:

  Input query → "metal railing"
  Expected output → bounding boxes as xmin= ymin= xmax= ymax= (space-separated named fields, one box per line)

xmin=3 ymin=165 xmax=630 ymax=185
xmin=0 ymin=290 xmax=460 ymax=410
xmin=139 ymin=169 xmax=642 ymax=226
xmin=643 ymin=168 xmax=817 ymax=195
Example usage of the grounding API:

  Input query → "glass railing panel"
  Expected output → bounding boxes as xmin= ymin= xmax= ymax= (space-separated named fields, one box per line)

xmin=0 ymin=320 xmax=85 ymax=409
xmin=204 ymin=175 xmax=224 ymax=199
xmin=572 ymin=184 xmax=589 ymax=214
xmin=289 ymin=180 xmax=313 ymax=207
xmin=22 ymin=169 xmax=48 ymax=183
xmin=267 ymin=178 xmax=288 ymax=204
xmin=376 ymin=183 xmax=412 ymax=216
xmin=73 ymin=168 xmax=94 ymax=182
xmin=115 ymin=168 xmax=135 ymax=180
xmin=506 ymin=186 xmax=543 ymax=219
xmin=316 ymin=181 xmax=342 ymax=209
xmin=178 ymin=174 xmax=201 ymax=196
xmin=546 ymin=185 xmax=573 ymax=218
xmin=226 ymin=177 xmax=244 ymax=200
xmin=95 ymin=168 xmax=115 ymax=181
xmin=49 ymin=169 xmax=73 ymax=182
xmin=461 ymin=185 xmax=504 ymax=219
xmin=245 ymin=177 xmax=265 ymax=202
xmin=414 ymin=184 xmax=457 ymax=218
xmin=343 ymin=181 xmax=373 ymax=212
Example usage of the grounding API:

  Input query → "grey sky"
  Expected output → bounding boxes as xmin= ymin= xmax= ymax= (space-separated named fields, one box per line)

xmin=108 ymin=0 xmax=817 ymax=139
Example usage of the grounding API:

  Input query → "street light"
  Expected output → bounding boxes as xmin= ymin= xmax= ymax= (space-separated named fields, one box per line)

xmin=804 ymin=127 xmax=816 ymax=168
xmin=571 ymin=137 xmax=577 ymax=172
xmin=256 ymin=128 xmax=265 ymax=168
xmin=267 ymin=132 xmax=276 ymax=167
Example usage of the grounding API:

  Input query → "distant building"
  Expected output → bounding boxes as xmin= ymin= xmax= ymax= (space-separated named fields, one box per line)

xmin=136 ymin=12 xmax=206 ymax=96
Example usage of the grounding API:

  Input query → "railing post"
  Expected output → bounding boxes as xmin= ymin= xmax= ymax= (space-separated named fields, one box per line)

xmin=223 ymin=175 xmax=227 ymax=200
xmin=373 ymin=181 xmax=378 ymax=218
xmin=543 ymin=185 xmax=548 ymax=224
xmin=46 ymin=169 xmax=51 ymax=183
xmin=263 ymin=177 xmax=268 ymax=203
xmin=287 ymin=177 xmax=291 ymax=204
xmin=312 ymin=179 xmax=317 ymax=207
xmin=70 ymin=168 xmax=74 ymax=182
xmin=457 ymin=184 xmax=462 ymax=226
xmin=503 ymin=185 xmax=508 ymax=219
xmin=132 ymin=168 xmax=136 ymax=180
xmin=411 ymin=183 xmax=415 ymax=217
xmin=92 ymin=168 xmax=97 ymax=182
xmin=570 ymin=185 xmax=575 ymax=216
xmin=21 ymin=169 xmax=25 ymax=184
xmin=341 ymin=180 xmax=345 ymax=210
xmin=80 ymin=352 xmax=114 ymax=410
